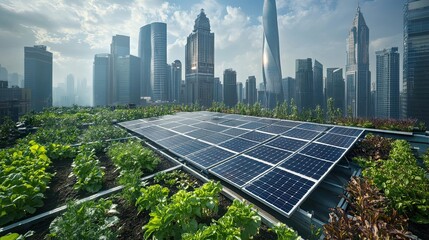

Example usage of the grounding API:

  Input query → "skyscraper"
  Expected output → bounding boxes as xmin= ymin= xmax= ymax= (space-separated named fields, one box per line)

xmin=93 ymin=53 xmax=110 ymax=106
xmin=223 ymin=69 xmax=237 ymax=107
xmin=110 ymin=35 xmax=130 ymax=104
xmin=237 ymin=82 xmax=243 ymax=103
xmin=246 ymin=76 xmax=257 ymax=105
xmin=111 ymin=35 xmax=130 ymax=56
xmin=313 ymin=60 xmax=324 ymax=108
xmin=24 ymin=45 xmax=52 ymax=111
xmin=282 ymin=77 xmax=295 ymax=104
xmin=346 ymin=7 xmax=371 ymax=118
xmin=185 ymin=9 xmax=215 ymax=107
xmin=262 ymin=0 xmax=283 ymax=108
xmin=326 ymin=68 xmax=345 ymax=113
xmin=0 ymin=64 xmax=8 ymax=82
xmin=376 ymin=47 xmax=400 ymax=119
xmin=171 ymin=60 xmax=182 ymax=102
xmin=139 ymin=22 xmax=167 ymax=101
xmin=403 ymin=0 xmax=429 ymax=125
xmin=295 ymin=58 xmax=313 ymax=110
xmin=213 ymin=77 xmax=223 ymax=102
xmin=116 ymin=55 xmax=141 ymax=105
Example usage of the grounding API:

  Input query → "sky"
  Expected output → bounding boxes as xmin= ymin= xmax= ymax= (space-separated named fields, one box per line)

xmin=0 ymin=0 xmax=405 ymax=92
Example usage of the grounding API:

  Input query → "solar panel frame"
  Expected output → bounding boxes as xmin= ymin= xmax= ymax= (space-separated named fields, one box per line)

xmin=297 ymin=123 xmax=329 ymax=132
xmin=265 ymin=136 xmax=308 ymax=152
xmin=209 ymin=156 xmax=272 ymax=188
xmin=185 ymin=146 xmax=235 ymax=170
xmin=273 ymin=120 xmax=301 ymax=127
xmin=243 ymin=168 xmax=315 ymax=217
xmin=328 ymin=126 xmax=364 ymax=137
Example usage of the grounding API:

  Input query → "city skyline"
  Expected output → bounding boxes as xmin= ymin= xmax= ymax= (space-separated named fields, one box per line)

xmin=0 ymin=0 xmax=404 ymax=90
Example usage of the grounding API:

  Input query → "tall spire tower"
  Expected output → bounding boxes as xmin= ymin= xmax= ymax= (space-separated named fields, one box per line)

xmin=345 ymin=6 xmax=371 ymax=118
xmin=262 ymin=0 xmax=283 ymax=109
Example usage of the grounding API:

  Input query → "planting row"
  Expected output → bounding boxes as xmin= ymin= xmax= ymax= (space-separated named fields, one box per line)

xmin=324 ymin=134 xmax=429 ymax=239
xmin=0 ymin=139 xmax=174 ymax=227
xmin=3 ymin=170 xmax=300 ymax=240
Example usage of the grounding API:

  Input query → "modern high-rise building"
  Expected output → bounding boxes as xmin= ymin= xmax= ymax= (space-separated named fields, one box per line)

xmin=295 ymin=58 xmax=313 ymax=110
xmin=93 ymin=54 xmax=110 ymax=106
xmin=24 ymin=45 xmax=52 ymax=111
xmin=171 ymin=60 xmax=182 ymax=102
xmin=313 ymin=60 xmax=324 ymax=108
xmin=346 ymin=7 xmax=371 ymax=118
xmin=0 ymin=82 xmax=30 ymax=121
xmin=139 ymin=22 xmax=167 ymax=101
xmin=262 ymin=0 xmax=283 ymax=108
xmin=185 ymin=9 xmax=215 ymax=107
xmin=326 ymin=68 xmax=345 ymax=113
xmin=246 ymin=76 xmax=257 ymax=105
xmin=223 ymin=69 xmax=237 ymax=107
xmin=376 ymin=47 xmax=400 ymax=119
xmin=110 ymin=35 xmax=130 ymax=105
xmin=237 ymin=82 xmax=243 ymax=103
xmin=116 ymin=55 xmax=141 ymax=105
xmin=0 ymin=64 xmax=8 ymax=82
xmin=403 ymin=0 xmax=429 ymax=124
xmin=282 ymin=77 xmax=295 ymax=104
xmin=213 ymin=77 xmax=223 ymax=103
xmin=66 ymin=74 xmax=75 ymax=106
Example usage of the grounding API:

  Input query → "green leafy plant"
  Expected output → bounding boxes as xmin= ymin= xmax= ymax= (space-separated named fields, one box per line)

xmin=70 ymin=146 xmax=104 ymax=193
xmin=46 ymin=143 xmax=76 ymax=161
xmin=0 ymin=141 xmax=53 ymax=226
xmin=182 ymin=200 xmax=261 ymax=240
xmin=154 ymin=170 xmax=198 ymax=190
xmin=269 ymin=222 xmax=300 ymax=240
xmin=143 ymin=181 xmax=222 ymax=239
xmin=48 ymin=199 xmax=119 ymax=240
xmin=363 ymin=140 xmax=429 ymax=223
xmin=118 ymin=170 xmax=147 ymax=204
xmin=81 ymin=124 xmax=129 ymax=152
xmin=136 ymin=184 xmax=170 ymax=212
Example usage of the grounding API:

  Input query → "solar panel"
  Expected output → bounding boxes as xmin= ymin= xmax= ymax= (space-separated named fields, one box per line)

xmin=170 ymin=140 xmax=211 ymax=157
xmin=171 ymin=125 xmax=198 ymax=134
xmin=315 ymin=133 xmax=356 ymax=148
xmin=219 ymin=119 xmax=248 ymax=127
xmin=243 ymin=168 xmax=314 ymax=217
xmin=185 ymin=146 xmax=235 ymax=169
xmin=199 ymin=132 xmax=232 ymax=144
xmin=126 ymin=122 xmax=151 ymax=130
xmin=206 ymin=117 xmax=227 ymax=124
xmin=134 ymin=126 xmax=177 ymax=141
xmin=156 ymin=135 xmax=193 ymax=148
xmin=239 ymin=122 xmax=267 ymax=130
xmin=257 ymin=118 xmax=280 ymax=124
xmin=159 ymin=122 xmax=181 ymax=129
xmin=240 ymin=131 xmax=274 ymax=142
xmin=240 ymin=116 xmax=261 ymax=122
xmin=192 ymin=122 xmax=229 ymax=132
xmin=219 ymin=138 xmax=259 ymax=153
xmin=279 ymin=154 xmax=333 ymax=180
xmin=282 ymin=128 xmax=320 ymax=140
xmin=118 ymin=119 xmax=143 ymax=127
xmin=329 ymin=126 xmax=363 ymax=137
xmin=222 ymin=128 xmax=250 ymax=137
xmin=185 ymin=129 xmax=216 ymax=139
xmin=299 ymin=143 xmax=345 ymax=162
xmin=244 ymin=146 xmax=292 ymax=165
xmin=273 ymin=120 xmax=301 ymax=127
xmin=177 ymin=119 xmax=201 ymax=125
xmin=258 ymin=125 xmax=291 ymax=134
xmin=297 ymin=123 xmax=329 ymax=132
xmin=210 ymin=156 xmax=271 ymax=187
xmin=266 ymin=137 xmax=307 ymax=152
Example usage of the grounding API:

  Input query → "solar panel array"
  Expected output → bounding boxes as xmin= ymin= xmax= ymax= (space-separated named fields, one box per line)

xmin=119 ymin=112 xmax=364 ymax=217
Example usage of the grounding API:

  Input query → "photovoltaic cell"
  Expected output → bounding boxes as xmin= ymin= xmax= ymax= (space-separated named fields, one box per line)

xmin=245 ymin=146 xmax=292 ymax=164
xmin=240 ymin=131 xmax=274 ymax=142
xmin=126 ymin=122 xmax=152 ymax=130
xmin=156 ymin=135 xmax=193 ymax=148
xmin=329 ymin=127 xmax=363 ymax=137
xmin=199 ymin=133 xmax=232 ymax=144
xmin=266 ymin=137 xmax=307 ymax=152
xmin=315 ymin=133 xmax=356 ymax=148
xmin=240 ymin=116 xmax=261 ymax=122
xmin=185 ymin=146 xmax=235 ymax=169
xmin=206 ymin=117 xmax=226 ymax=124
xmin=159 ymin=122 xmax=181 ymax=129
xmin=219 ymin=138 xmax=259 ymax=153
xmin=257 ymin=118 xmax=280 ymax=124
xmin=210 ymin=156 xmax=271 ymax=187
xmin=185 ymin=129 xmax=216 ymax=139
xmin=297 ymin=123 xmax=329 ymax=132
xmin=258 ymin=125 xmax=291 ymax=135
xmin=119 ymin=119 xmax=143 ymax=127
xmin=222 ymin=128 xmax=250 ymax=137
xmin=134 ymin=126 xmax=176 ymax=141
xmin=244 ymin=168 xmax=314 ymax=216
xmin=219 ymin=119 xmax=248 ymax=127
xmin=282 ymin=128 xmax=320 ymax=140
xmin=177 ymin=119 xmax=201 ymax=125
xmin=273 ymin=120 xmax=301 ymax=127
xmin=299 ymin=143 xmax=345 ymax=162
xmin=239 ymin=122 xmax=267 ymax=130
xmin=171 ymin=125 xmax=198 ymax=134
xmin=170 ymin=140 xmax=211 ymax=157
xmin=192 ymin=122 xmax=229 ymax=132
xmin=279 ymin=154 xmax=333 ymax=180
